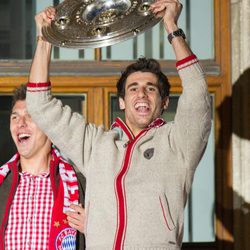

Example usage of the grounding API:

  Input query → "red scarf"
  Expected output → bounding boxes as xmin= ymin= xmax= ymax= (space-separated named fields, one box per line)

xmin=0 ymin=148 xmax=79 ymax=250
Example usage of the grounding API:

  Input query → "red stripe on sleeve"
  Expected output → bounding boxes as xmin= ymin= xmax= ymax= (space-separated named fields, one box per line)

xmin=27 ymin=82 xmax=51 ymax=88
xmin=176 ymin=54 xmax=197 ymax=68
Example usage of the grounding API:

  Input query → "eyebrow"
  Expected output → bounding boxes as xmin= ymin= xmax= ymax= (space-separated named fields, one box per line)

xmin=126 ymin=81 xmax=158 ymax=89
xmin=10 ymin=110 xmax=28 ymax=116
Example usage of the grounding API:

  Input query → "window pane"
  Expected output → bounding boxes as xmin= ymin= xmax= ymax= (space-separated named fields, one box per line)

xmin=109 ymin=94 xmax=215 ymax=242
xmin=0 ymin=96 xmax=16 ymax=166
xmin=0 ymin=0 xmax=213 ymax=60
xmin=102 ymin=0 xmax=214 ymax=60
xmin=0 ymin=0 xmax=95 ymax=60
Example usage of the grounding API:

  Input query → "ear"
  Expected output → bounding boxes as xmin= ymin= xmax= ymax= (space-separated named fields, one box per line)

xmin=162 ymin=97 xmax=169 ymax=110
xmin=119 ymin=97 xmax=125 ymax=110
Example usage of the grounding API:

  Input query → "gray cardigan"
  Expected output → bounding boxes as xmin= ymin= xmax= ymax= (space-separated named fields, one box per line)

xmin=26 ymin=56 xmax=211 ymax=250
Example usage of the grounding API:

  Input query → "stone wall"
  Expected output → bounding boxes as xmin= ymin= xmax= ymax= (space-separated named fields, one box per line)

xmin=231 ymin=0 xmax=250 ymax=249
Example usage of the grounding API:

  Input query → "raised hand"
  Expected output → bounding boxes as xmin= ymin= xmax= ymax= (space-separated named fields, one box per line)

xmin=150 ymin=0 xmax=183 ymax=33
xmin=35 ymin=6 xmax=56 ymax=36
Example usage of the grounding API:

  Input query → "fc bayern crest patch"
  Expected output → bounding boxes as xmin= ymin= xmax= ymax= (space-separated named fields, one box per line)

xmin=55 ymin=228 xmax=77 ymax=250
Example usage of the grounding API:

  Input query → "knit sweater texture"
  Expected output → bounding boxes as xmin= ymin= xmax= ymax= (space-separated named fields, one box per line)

xmin=26 ymin=55 xmax=211 ymax=250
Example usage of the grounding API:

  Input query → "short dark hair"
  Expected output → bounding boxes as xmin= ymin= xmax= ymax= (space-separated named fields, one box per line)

xmin=11 ymin=84 xmax=27 ymax=110
xmin=116 ymin=57 xmax=170 ymax=99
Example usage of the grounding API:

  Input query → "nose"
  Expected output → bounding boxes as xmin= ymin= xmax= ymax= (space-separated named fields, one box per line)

xmin=17 ymin=116 xmax=27 ymax=128
xmin=138 ymin=87 xmax=147 ymax=98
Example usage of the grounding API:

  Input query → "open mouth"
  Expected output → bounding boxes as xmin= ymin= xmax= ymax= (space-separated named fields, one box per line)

xmin=135 ymin=102 xmax=150 ymax=112
xmin=17 ymin=133 xmax=31 ymax=143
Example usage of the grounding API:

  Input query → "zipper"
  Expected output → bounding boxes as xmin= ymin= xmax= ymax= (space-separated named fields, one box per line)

xmin=113 ymin=129 xmax=149 ymax=250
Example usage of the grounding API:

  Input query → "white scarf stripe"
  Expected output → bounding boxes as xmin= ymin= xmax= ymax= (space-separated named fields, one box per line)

xmin=0 ymin=164 xmax=10 ymax=176
xmin=59 ymin=162 xmax=79 ymax=213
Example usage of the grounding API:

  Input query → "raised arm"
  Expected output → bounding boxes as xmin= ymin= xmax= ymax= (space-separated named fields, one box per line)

xmin=150 ymin=0 xmax=192 ymax=60
xmin=26 ymin=8 xmax=96 ymax=175
xmin=151 ymin=0 xmax=211 ymax=174
xmin=29 ymin=7 xmax=55 ymax=83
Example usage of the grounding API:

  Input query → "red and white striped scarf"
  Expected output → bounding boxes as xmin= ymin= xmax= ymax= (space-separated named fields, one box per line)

xmin=0 ymin=147 xmax=79 ymax=213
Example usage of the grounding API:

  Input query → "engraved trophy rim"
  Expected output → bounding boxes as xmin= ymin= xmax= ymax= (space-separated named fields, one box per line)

xmin=42 ymin=0 xmax=161 ymax=49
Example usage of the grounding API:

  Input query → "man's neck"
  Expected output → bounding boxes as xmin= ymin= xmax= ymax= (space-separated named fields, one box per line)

xmin=20 ymin=152 xmax=52 ymax=176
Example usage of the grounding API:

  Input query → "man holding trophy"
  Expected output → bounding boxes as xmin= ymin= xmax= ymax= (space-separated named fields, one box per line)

xmin=26 ymin=0 xmax=211 ymax=249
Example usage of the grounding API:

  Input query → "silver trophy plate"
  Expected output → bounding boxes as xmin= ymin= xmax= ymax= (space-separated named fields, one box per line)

xmin=42 ymin=0 xmax=161 ymax=49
